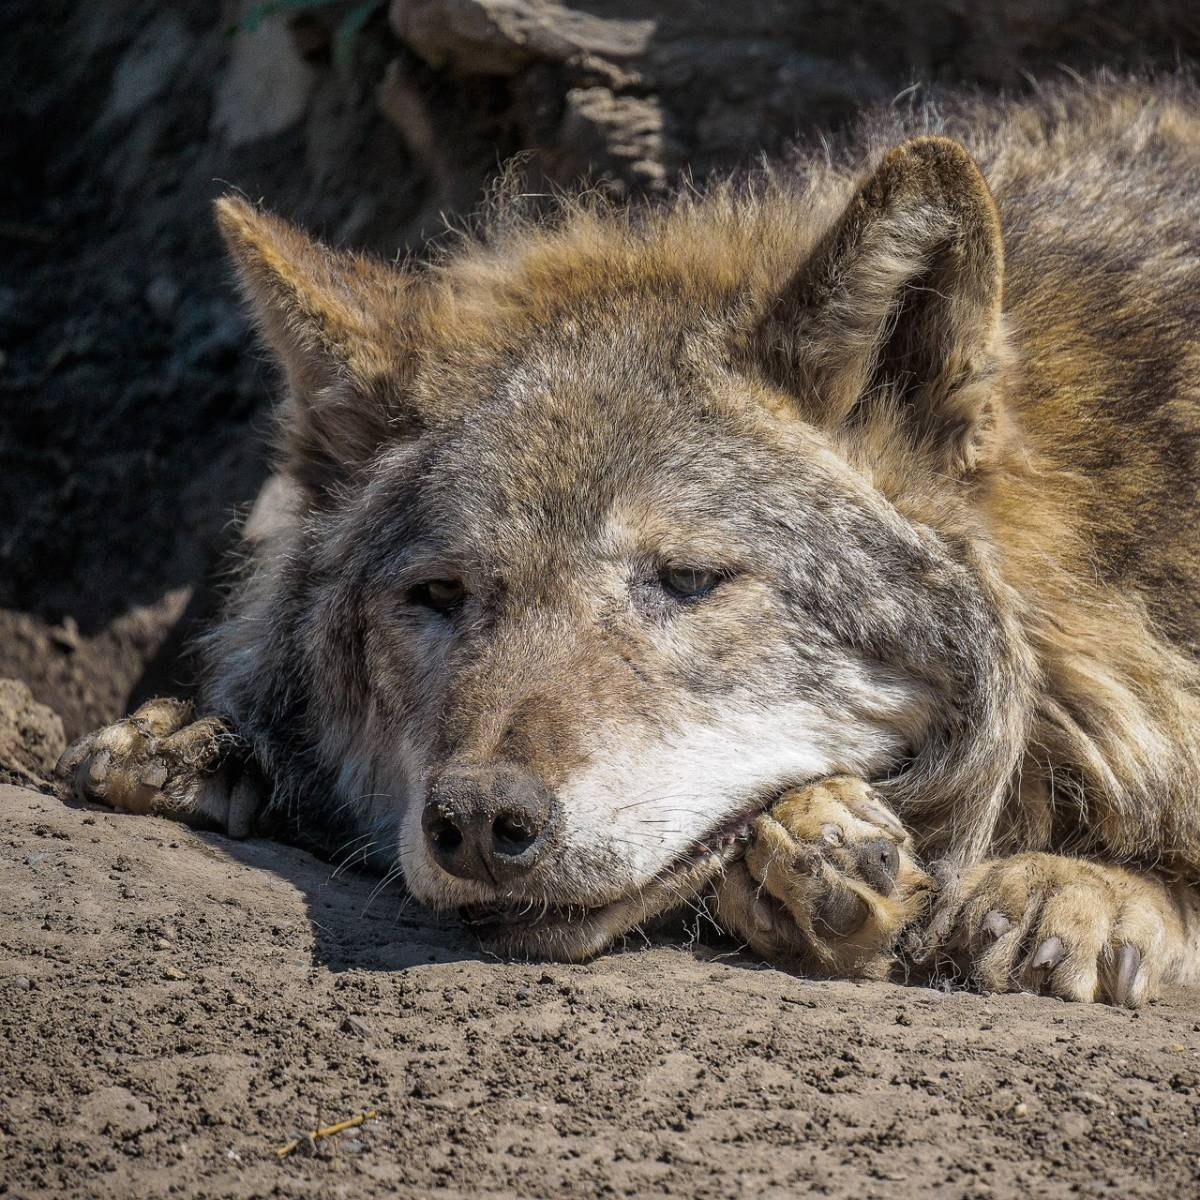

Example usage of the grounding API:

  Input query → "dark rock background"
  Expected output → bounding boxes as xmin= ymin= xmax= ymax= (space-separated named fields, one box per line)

xmin=2 ymin=0 xmax=1198 ymax=744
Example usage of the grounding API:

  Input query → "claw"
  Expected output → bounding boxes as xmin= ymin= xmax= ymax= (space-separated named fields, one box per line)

xmin=1029 ymin=936 xmax=1065 ymax=986
xmin=819 ymin=822 xmax=844 ymax=847
xmin=86 ymin=750 xmax=111 ymax=794
xmin=55 ymin=734 xmax=95 ymax=781
xmin=982 ymin=910 xmax=1012 ymax=941
xmin=142 ymin=759 xmax=169 ymax=789
xmin=1112 ymin=943 xmax=1141 ymax=1008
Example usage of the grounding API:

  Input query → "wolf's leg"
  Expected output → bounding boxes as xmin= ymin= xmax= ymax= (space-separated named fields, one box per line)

xmin=56 ymin=698 xmax=263 ymax=837
xmin=913 ymin=852 xmax=1200 ymax=1008
xmin=713 ymin=776 xmax=932 ymax=978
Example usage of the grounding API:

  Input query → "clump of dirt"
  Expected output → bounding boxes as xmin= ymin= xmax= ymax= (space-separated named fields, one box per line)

xmin=0 ymin=678 xmax=65 ymax=788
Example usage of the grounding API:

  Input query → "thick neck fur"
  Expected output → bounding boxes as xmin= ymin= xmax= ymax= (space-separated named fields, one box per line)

xmin=860 ymin=353 xmax=1200 ymax=880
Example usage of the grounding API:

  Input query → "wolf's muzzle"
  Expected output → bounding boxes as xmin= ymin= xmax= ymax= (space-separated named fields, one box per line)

xmin=422 ymin=764 xmax=559 ymax=885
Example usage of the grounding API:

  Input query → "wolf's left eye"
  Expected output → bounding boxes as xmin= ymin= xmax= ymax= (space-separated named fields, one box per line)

xmin=659 ymin=566 xmax=722 ymax=599
xmin=408 ymin=578 xmax=466 ymax=613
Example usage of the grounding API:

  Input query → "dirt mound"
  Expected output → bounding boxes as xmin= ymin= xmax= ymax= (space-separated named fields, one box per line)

xmin=2 ymin=782 xmax=1198 ymax=1198
xmin=0 ymin=678 xmax=65 ymax=789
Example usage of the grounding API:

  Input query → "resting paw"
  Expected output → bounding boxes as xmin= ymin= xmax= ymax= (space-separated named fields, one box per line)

xmin=56 ymin=698 xmax=261 ymax=837
xmin=714 ymin=776 xmax=931 ymax=977
xmin=913 ymin=852 xmax=1197 ymax=1008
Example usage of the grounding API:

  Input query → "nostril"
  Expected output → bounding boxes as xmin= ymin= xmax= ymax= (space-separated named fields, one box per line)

xmin=492 ymin=811 xmax=538 ymax=855
xmin=427 ymin=813 xmax=464 ymax=853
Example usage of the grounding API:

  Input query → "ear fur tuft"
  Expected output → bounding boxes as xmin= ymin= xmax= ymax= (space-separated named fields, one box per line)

xmin=215 ymin=196 xmax=424 ymax=499
xmin=761 ymin=136 xmax=1008 ymax=474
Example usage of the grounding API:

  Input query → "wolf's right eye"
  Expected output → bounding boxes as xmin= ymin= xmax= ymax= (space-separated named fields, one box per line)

xmin=659 ymin=566 xmax=722 ymax=600
xmin=408 ymin=578 xmax=466 ymax=614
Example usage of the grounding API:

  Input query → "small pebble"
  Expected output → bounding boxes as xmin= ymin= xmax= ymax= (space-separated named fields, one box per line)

xmin=340 ymin=1015 xmax=370 ymax=1038
xmin=161 ymin=965 xmax=187 ymax=981
xmin=11 ymin=976 xmax=32 ymax=991
xmin=1012 ymin=1101 xmax=1029 ymax=1119
xmin=154 ymin=938 xmax=172 ymax=951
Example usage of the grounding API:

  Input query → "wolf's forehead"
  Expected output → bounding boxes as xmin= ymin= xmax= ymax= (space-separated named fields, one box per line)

xmin=405 ymin=405 xmax=842 ymax=578
xmin=389 ymin=320 xmax=863 ymax=562
xmin=437 ymin=369 xmax=768 ymax=510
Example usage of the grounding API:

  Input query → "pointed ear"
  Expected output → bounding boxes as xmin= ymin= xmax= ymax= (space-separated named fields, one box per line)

xmin=215 ymin=196 xmax=425 ymax=499
xmin=761 ymin=136 xmax=1007 ymax=472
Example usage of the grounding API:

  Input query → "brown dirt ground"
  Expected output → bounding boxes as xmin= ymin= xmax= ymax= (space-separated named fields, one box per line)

xmin=3 ymin=782 xmax=1199 ymax=1200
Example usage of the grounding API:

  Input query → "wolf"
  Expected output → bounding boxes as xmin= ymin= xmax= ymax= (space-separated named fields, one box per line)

xmin=60 ymin=76 xmax=1200 ymax=1007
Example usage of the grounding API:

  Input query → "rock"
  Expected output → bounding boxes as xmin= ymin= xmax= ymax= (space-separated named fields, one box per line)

xmin=554 ymin=87 xmax=673 ymax=191
xmin=102 ymin=13 xmax=192 ymax=124
xmin=48 ymin=617 xmax=80 ymax=654
xmin=212 ymin=6 xmax=316 ymax=146
xmin=390 ymin=0 xmax=653 ymax=77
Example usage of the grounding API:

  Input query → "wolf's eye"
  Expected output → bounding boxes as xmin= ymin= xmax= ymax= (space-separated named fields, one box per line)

xmin=409 ymin=578 xmax=466 ymax=613
xmin=659 ymin=566 xmax=722 ymax=600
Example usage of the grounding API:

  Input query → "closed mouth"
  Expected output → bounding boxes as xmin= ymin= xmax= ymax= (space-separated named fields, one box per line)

xmin=455 ymin=788 xmax=790 ymax=956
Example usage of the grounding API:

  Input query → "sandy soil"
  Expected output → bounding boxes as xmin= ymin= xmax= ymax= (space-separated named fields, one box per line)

xmin=3 ymin=781 xmax=1199 ymax=1199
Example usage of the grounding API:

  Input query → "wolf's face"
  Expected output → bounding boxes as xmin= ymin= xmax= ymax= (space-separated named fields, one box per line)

xmin=218 ymin=137 xmax=1029 ymax=957
xmin=343 ymin=318 xmax=937 ymax=955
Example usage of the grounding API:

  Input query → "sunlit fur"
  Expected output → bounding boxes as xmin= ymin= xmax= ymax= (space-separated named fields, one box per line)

xmin=204 ymin=75 xmax=1200 ymax=964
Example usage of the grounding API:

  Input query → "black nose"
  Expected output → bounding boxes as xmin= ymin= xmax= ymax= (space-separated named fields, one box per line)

xmin=422 ymin=765 xmax=558 ymax=884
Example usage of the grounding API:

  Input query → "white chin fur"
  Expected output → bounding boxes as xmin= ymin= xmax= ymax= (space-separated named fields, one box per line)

xmin=554 ymin=695 xmax=911 ymax=890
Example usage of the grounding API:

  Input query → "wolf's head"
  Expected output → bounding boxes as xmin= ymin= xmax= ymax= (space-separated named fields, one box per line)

xmin=215 ymin=136 xmax=1034 ymax=959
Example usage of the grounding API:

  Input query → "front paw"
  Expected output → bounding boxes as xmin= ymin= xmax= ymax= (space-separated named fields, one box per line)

xmin=56 ymin=698 xmax=262 ymax=838
xmin=913 ymin=852 xmax=1185 ymax=1008
xmin=714 ymin=776 xmax=931 ymax=977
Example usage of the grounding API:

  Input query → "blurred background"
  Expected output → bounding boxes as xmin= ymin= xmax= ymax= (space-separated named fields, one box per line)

xmin=2 ymin=0 xmax=1198 ymax=769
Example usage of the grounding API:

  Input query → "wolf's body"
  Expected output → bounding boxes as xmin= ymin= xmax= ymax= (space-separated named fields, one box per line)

xmin=63 ymin=77 xmax=1200 ymax=1005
